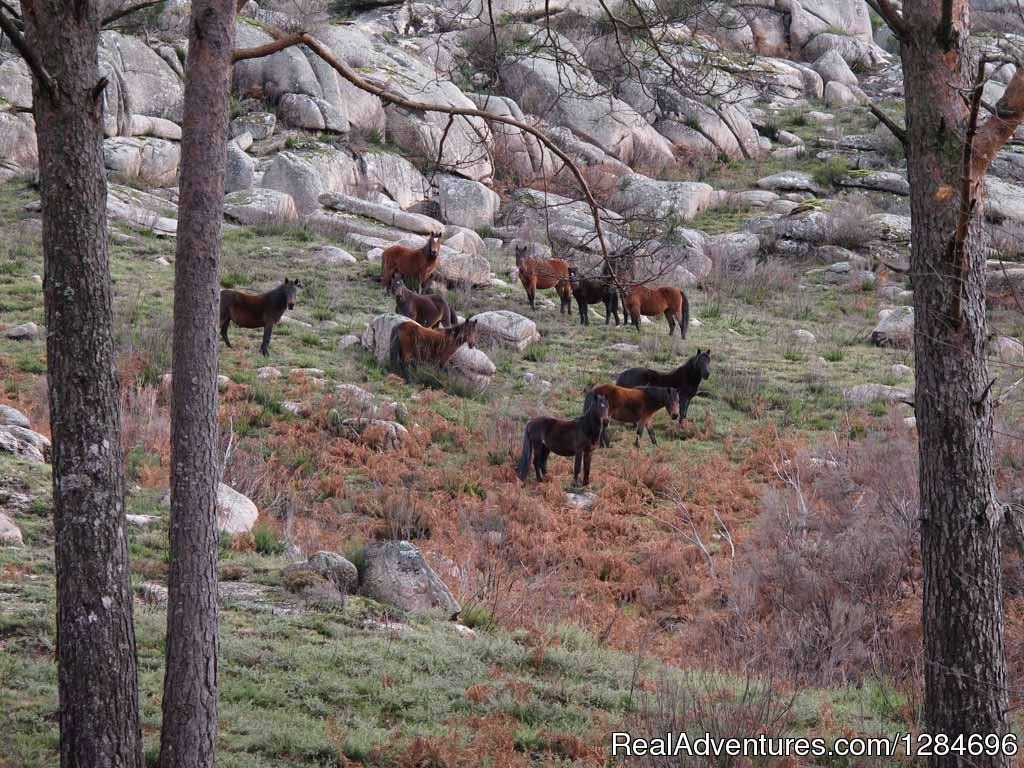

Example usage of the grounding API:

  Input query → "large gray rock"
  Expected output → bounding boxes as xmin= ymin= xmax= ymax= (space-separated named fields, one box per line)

xmin=472 ymin=310 xmax=540 ymax=351
xmin=610 ymin=176 xmax=714 ymax=221
xmin=230 ymin=112 xmax=276 ymax=141
xmin=362 ymin=314 xmax=415 ymax=364
xmin=0 ymin=425 xmax=50 ymax=464
xmin=433 ymin=246 xmax=492 ymax=287
xmin=5 ymin=322 xmax=39 ymax=341
xmin=788 ymin=0 xmax=875 ymax=48
xmin=501 ymin=30 xmax=674 ymax=169
xmin=284 ymin=551 xmax=359 ymax=595
xmin=128 ymin=114 xmax=182 ymax=141
xmin=319 ymin=193 xmax=443 ymax=235
xmin=985 ymin=177 xmax=1024 ymax=224
xmin=445 ymin=345 xmax=497 ymax=392
xmin=871 ymin=307 xmax=914 ymax=349
xmin=359 ymin=152 xmax=431 ymax=210
xmin=757 ymin=171 xmax=821 ymax=194
xmin=844 ymin=383 xmax=913 ymax=405
xmin=438 ymin=175 xmax=501 ymax=229
xmin=279 ymin=92 xmax=348 ymax=133
xmin=225 ymin=141 xmax=256 ymax=193
xmin=813 ymin=49 xmax=859 ymax=86
xmin=0 ymin=512 xmax=23 ymax=547
xmin=870 ymin=214 xmax=912 ymax=242
xmin=103 ymin=137 xmax=179 ymax=187
xmin=260 ymin=148 xmax=360 ymax=215
xmin=0 ymin=405 xmax=31 ymax=429
xmin=223 ymin=188 xmax=298 ymax=225
xmin=824 ymin=80 xmax=868 ymax=107
xmin=360 ymin=540 xmax=461 ymax=617
xmin=800 ymin=32 xmax=887 ymax=69
xmin=98 ymin=32 xmax=184 ymax=135
xmin=0 ymin=113 xmax=38 ymax=169
xmin=838 ymin=171 xmax=909 ymax=195
xmin=467 ymin=93 xmax=556 ymax=181
xmin=217 ymin=483 xmax=259 ymax=535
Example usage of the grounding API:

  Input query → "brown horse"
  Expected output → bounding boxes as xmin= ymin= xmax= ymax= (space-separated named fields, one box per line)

xmin=515 ymin=243 xmax=572 ymax=313
xmin=568 ymin=264 xmax=620 ymax=326
xmin=220 ymin=278 xmax=301 ymax=357
xmin=623 ymin=285 xmax=689 ymax=337
xmin=587 ymin=385 xmax=680 ymax=447
xmin=382 ymin=233 xmax=442 ymax=292
xmin=616 ymin=349 xmax=711 ymax=421
xmin=515 ymin=393 xmax=609 ymax=486
xmin=391 ymin=275 xmax=454 ymax=329
xmin=388 ymin=318 xmax=478 ymax=383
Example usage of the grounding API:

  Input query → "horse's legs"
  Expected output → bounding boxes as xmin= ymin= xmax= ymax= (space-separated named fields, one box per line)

xmin=260 ymin=324 xmax=273 ymax=356
xmin=600 ymin=420 xmax=610 ymax=448
xmin=527 ymin=277 xmax=537 ymax=310
xmin=647 ymin=418 xmax=658 ymax=446
xmin=632 ymin=311 xmax=641 ymax=333
xmin=220 ymin=317 xmax=232 ymax=348
xmin=679 ymin=395 xmax=690 ymax=422
xmin=573 ymin=450 xmax=583 ymax=486
xmin=534 ymin=445 xmax=549 ymax=481
xmin=582 ymin=449 xmax=592 ymax=486
xmin=665 ymin=310 xmax=676 ymax=337
xmin=634 ymin=424 xmax=643 ymax=448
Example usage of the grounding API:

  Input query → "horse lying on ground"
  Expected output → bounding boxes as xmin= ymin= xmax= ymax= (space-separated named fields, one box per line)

xmin=388 ymin=318 xmax=478 ymax=383
xmin=516 ymin=393 xmax=609 ymax=486
xmin=586 ymin=385 xmax=679 ymax=447
xmin=515 ymin=243 xmax=572 ymax=314
xmin=623 ymin=285 xmax=689 ymax=337
xmin=220 ymin=278 xmax=301 ymax=357
xmin=391 ymin=275 xmax=454 ymax=329
xmin=616 ymin=348 xmax=711 ymax=421
xmin=381 ymin=233 xmax=442 ymax=291
xmin=568 ymin=265 xmax=620 ymax=326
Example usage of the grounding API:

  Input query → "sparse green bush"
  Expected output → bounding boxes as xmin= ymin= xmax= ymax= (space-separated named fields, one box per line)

xmin=811 ymin=156 xmax=851 ymax=188
xmin=254 ymin=524 xmax=286 ymax=555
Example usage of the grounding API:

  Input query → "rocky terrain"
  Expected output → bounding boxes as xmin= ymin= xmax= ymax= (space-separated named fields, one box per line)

xmin=3 ymin=0 xmax=1024 ymax=764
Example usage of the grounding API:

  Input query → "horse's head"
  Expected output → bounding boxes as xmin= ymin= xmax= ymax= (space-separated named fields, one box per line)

xmin=389 ymin=274 xmax=407 ymax=297
xmin=457 ymin=318 xmax=478 ymax=349
xmin=693 ymin=348 xmax=711 ymax=380
xmin=514 ymin=242 xmax=529 ymax=266
xmin=428 ymin=232 xmax=442 ymax=259
xmin=567 ymin=265 xmax=580 ymax=286
xmin=283 ymin=277 xmax=301 ymax=310
xmin=665 ymin=387 xmax=681 ymax=420
xmin=587 ymin=392 xmax=609 ymax=422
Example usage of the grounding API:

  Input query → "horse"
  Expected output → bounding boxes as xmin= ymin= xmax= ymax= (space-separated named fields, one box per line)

xmin=586 ymin=385 xmax=680 ymax=447
xmin=623 ymin=285 xmax=689 ymax=337
xmin=515 ymin=243 xmax=572 ymax=313
xmin=515 ymin=393 xmax=609 ymax=486
xmin=388 ymin=318 xmax=478 ymax=383
xmin=390 ymin=275 xmax=454 ymax=329
xmin=219 ymin=278 xmax=301 ymax=357
xmin=381 ymin=232 xmax=442 ymax=292
xmin=616 ymin=348 xmax=711 ymax=421
xmin=568 ymin=265 xmax=620 ymax=326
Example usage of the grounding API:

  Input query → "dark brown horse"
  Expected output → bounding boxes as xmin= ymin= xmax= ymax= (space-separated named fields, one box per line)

xmin=568 ymin=265 xmax=620 ymax=326
xmin=515 ymin=243 xmax=572 ymax=313
xmin=616 ymin=348 xmax=711 ymax=421
xmin=516 ymin=393 xmax=609 ymax=486
xmin=220 ymin=278 xmax=301 ymax=357
xmin=623 ymin=285 xmax=689 ymax=337
xmin=587 ymin=384 xmax=679 ymax=447
xmin=382 ymin=232 xmax=442 ymax=291
xmin=388 ymin=318 xmax=478 ymax=383
xmin=391 ymin=275 xmax=454 ymax=329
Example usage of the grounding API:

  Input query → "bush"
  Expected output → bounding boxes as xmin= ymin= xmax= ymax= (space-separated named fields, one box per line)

xmin=253 ymin=524 xmax=286 ymax=555
xmin=826 ymin=197 xmax=875 ymax=249
xmin=811 ymin=156 xmax=851 ymax=188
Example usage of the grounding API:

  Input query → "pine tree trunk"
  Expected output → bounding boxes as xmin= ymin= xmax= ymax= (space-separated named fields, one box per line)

xmin=159 ymin=1 xmax=236 ymax=765
xmin=20 ymin=1 xmax=143 ymax=766
xmin=901 ymin=2 xmax=1010 ymax=764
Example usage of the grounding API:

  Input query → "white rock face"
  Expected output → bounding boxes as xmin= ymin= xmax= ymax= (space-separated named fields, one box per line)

xmin=438 ymin=175 xmax=501 ymax=230
xmin=871 ymin=307 xmax=914 ymax=349
xmin=223 ymin=188 xmax=298 ymax=226
xmin=0 ymin=405 xmax=31 ymax=428
xmin=610 ymin=176 xmax=714 ymax=221
xmin=0 ymin=512 xmax=24 ymax=547
xmin=472 ymin=310 xmax=541 ymax=351
xmin=217 ymin=483 xmax=259 ymax=536
xmin=844 ymin=384 xmax=913 ymax=405
xmin=362 ymin=314 xmax=415 ymax=364
xmin=792 ymin=329 xmax=816 ymax=345
xmin=103 ymin=137 xmax=180 ymax=187
xmin=360 ymin=540 xmax=461 ymax=617
xmin=0 ymin=425 xmax=50 ymax=464
xmin=312 ymin=245 xmax=356 ymax=265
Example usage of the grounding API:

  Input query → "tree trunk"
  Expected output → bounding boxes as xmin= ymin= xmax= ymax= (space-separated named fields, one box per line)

xmin=20 ymin=1 xmax=144 ymax=766
xmin=901 ymin=1 xmax=1010 ymax=764
xmin=158 ymin=1 xmax=235 ymax=765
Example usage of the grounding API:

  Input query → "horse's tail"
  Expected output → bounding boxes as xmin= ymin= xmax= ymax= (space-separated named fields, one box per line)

xmin=515 ymin=425 xmax=533 ymax=481
xmin=388 ymin=325 xmax=403 ymax=373
xmin=680 ymin=291 xmax=689 ymax=339
xmin=440 ymin=299 xmax=454 ymax=329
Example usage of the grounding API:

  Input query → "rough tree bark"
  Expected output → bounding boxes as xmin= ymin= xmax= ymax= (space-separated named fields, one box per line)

xmin=895 ymin=0 xmax=1023 ymax=764
xmin=158 ymin=0 xmax=236 ymax=766
xmin=17 ymin=1 xmax=144 ymax=766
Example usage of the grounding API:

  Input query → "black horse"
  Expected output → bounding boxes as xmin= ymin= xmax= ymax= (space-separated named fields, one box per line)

xmin=516 ymin=394 xmax=609 ymax=486
xmin=568 ymin=265 xmax=620 ymax=326
xmin=616 ymin=348 xmax=711 ymax=421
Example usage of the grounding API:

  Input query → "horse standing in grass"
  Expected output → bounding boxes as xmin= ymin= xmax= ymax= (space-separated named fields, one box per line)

xmin=388 ymin=318 xmax=478 ymax=383
xmin=515 ymin=243 xmax=572 ymax=313
xmin=219 ymin=278 xmax=301 ymax=357
xmin=616 ymin=348 xmax=711 ymax=421
xmin=515 ymin=393 xmax=609 ymax=486
xmin=568 ymin=265 xmax=620 ymax=326
xmin=390 ymin=276 xmax=454 ymax=329
xmin=623 ymin=285 xmax=689 ymax=337
xmin=381 ymin=232 xmax=442 ymax=291
xmin=586 ymin=385 xmax=680 ymax=447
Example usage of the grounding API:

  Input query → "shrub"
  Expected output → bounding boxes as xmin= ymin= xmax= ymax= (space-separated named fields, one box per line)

xmin=253 ymin=524 xmax=286 ymax=555
xmin=811 ymin=156 xmax=851 ymax=188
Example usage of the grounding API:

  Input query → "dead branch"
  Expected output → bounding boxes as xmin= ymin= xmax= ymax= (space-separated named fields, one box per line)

xmin=869 ymin=103 xmax=907 ymax=147
xmin=972 ymin=65 xmax=1024 ymax=180
xmin=0 ymin=7 xmax=56 ymax=95
xmin=102 ymin=0 xmax=165 ymax=27
xmin=865 ymin=0 xmax=909 ymax=39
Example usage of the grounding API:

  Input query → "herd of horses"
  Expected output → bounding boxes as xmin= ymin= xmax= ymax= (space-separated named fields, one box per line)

xmin=217 ymin=232 xmax=711 ymax=486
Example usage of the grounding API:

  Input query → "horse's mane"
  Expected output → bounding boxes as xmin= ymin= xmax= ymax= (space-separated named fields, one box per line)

xmin=265 ymin=282 xmax=290 ymax=312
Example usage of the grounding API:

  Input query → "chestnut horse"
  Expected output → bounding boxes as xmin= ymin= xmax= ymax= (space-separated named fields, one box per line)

xmin=515 ymin=393 xmax=609 ymax=486
xmin=568 ymin=265 xmax=620 ymax=326
xmin=388 ymin=318 xmax=478 ymax=383
xmin=391 ymin=275 xmax=454 ymax=329
xmin=586 ymin=385 xmax=679 ymax=447
xmin=616 ymin=348 xmax=711 ymax=421
xmin=623 ymin=285 xmax=689 ymax=337
xmin=382 ymin=232 xmax=442 ymax=291
xmin=219 ymin=278 xmax=301 ymax=357
xmin=515 ymin=243 xmax=572 ymax=313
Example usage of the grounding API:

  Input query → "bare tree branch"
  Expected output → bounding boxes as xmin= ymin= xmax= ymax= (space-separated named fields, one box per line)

xmin=0 ymin=7 xmax=55 ymax=96
xmin=972 ymin=65 xmax=1024 ymax=179
xmin=102 ymin=0 xmax=166 ymax=28
xmin=869 ymin=103 xmax=907 ymax=146
xmin=865 ymin=0 xmax=909 ymax=39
